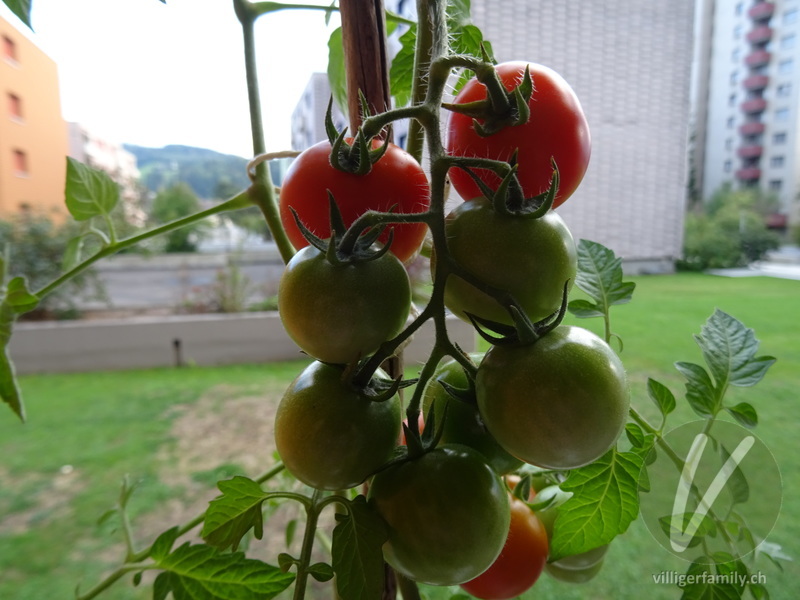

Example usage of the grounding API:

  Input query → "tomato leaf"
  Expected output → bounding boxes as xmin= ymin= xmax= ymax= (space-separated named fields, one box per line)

xmin=65 ymin=158 xmax=120 ymax=221
xmin=0 ymin=277 xmax=39 ymax=421
xmin=569 ymin=240 xmax=636 ymax=322
xmin=675 ymin=361 xmax=717 ymax=419
xmin=389 ymin=25 xmax=416 ymax=108
xmin=151 ymin=543 xmax=294 ymax=600
xmin=2 ymin=0 xmax=32 ymax=29
xmin=647 ymin=377 xmax=677 ymax=427
xmin=719 ymin=443 xmax=750 ymax=505
xmin=725 ymin=402 xmax=758 ymax=429
xmin=201 ymin=476 xmax=270 ymax=551
xmin=548 ymin=448 xmax=642 ymax=561
xmin=327 ymin=27 xmax=348 ymax=117
xmin=332 ymin=495 xmax=389 ymax=600
xmin=694 ymin=309 xmax=775 ymax=390
xmin=678 ymin=557 xmax=746 ymax=600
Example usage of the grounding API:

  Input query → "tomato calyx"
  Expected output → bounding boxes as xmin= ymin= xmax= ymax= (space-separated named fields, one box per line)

xmin=443 ymin=64 xmax=533 ymax=137
xmin=289 ymin=190 xmax=397 ymax=267
xmin=467 ymin=278 xmax=570 ymax=347
xmin=324 ymin=97 xmax=390 ymax=176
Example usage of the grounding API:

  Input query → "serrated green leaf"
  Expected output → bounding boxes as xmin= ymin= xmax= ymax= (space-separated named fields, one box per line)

xmin=725 ymin=402 xmax=758 ymax=429
xmin=679 ymin=559 xmax=744 ymax=600
xmin=647 ymin=378 xmax=677 ymax=423
xmin=659 ymin=512 xmax=716 ymax=548
xmin=285 ymin=518 xmax=297 ymax=548
xmin=694 ymin=310 xmax=775 ymax=390
xmin=625 ymin=423 xmax=645 ymax=448
xmin=332 ymin=495 xmax=389 ymax=600
xmin=327 ymin=27 xmax=348 ymax=118
xmin=748 ymin=582 xmax=769 ymax=599
xmin=389 ymin=25 xmax=416 ymax=108
xmin=149 ymin=527 xmax=180 ymax=562
xmin=675 ymin=361 xmax=718 ymax=419
xmin=65 ymin=158 xmax=119 ymax=221
xmin=573 ymin=240 xmax=636 ymax=316
xmin=567 ymin=298 xmax=604 ymax=319
xmin=2 ymin=0 xmax=32 ymax=29
xmin=202 ymin=476 xmax=269 ymax=551
xmin=549 ymin=448 xmax=642 ymax=560
xmin=152 ymin=543 xmax=294 ymax=600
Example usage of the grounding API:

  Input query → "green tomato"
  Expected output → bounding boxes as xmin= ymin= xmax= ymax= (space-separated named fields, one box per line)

xmin=422 ymin=354 xmax=523 ymax=474
xmin=368 ymin=444 xmax=511 ymax=585
xmin=440 ymin=197 xmax=577 ymax=326
xmin=476 ymin=326 xmax=630 ymax=470
xmin=278 ymin=244 xmax=411 ymax=364
xmin=274 ymin=361 xmax=401 ymax=490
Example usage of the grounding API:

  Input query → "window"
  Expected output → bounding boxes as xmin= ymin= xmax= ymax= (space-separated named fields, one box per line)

xmin=726 ymin=137 xmax=734 ymax=150
xmin=12 ymin=149 xmax=27 ymax=175
xmin=730 ymin=70 xmax=739 ymax=85
xmin=781 ymin=34 xmax=797 ymax=50
xmin=774 ymin=132 xmax=788 ymax=144
xmin=779 ymin=59 xmax=794 ymax=74
xmin=7 ymin=93 xmax=22 ymax=120
xmin=775 ymin=107 xmax=790 ymax=121
xmin=769 ymin=179 xmax=783 ymax=191
xmin=724 ymin=160 xmax=733 ymax=173
xmin=729 ymin=93 xmax=737 ymax=106
xmin=734 ymin=24 xmax=743 ymax=39
xmin=785 ymin=8 xmax=799 ymax=24
xmin=770 ymin=155 xmax=785 ymax=168
xmin=777 ymin=83 xmax=792 ymax=97
xmin=736 ymin=2 xmax=744 ymax=16
xmin=732 ymin=47 xmax=741 ymax=62
xmin=727 ymin=116 xmax=736 ymax=129
xmin=2 ymin=35 xmax=16 ymax=62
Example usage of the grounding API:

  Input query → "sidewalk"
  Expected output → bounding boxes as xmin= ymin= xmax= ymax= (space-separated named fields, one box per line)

xmin=707 ymin=245 xmax=800 ymax=281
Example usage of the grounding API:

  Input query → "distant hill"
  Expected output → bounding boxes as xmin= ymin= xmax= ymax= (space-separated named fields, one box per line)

xmin=124 ymin=144 xmax=252 ymax=200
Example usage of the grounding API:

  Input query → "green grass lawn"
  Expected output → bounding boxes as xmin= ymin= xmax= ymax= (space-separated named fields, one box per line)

xmin=0 ymin=272 xmax=797 ymax=600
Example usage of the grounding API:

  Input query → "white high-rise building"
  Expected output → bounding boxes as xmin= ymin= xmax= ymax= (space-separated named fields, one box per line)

xmin=695 ymin=0 xmax=800 ymax=229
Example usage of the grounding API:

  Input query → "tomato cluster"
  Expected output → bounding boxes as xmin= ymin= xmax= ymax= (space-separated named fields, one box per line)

xmin=272 ymin=61 xmax=625 ymax=594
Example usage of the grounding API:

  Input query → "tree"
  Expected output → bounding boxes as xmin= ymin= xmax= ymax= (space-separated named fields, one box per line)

xmin=149 ymin=182 xmax=207 ymax=252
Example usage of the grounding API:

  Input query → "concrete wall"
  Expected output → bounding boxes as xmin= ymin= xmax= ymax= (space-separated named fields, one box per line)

xmin=9 ymin=312 xmax=477 ymax=375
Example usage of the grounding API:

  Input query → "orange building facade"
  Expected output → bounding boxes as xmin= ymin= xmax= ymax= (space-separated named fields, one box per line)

xmin=0 ymin=15 xmax=68 ymax=218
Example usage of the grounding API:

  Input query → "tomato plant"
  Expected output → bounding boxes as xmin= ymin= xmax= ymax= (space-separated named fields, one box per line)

xmin=422 ymin=353 xmax=522 ymax=474
xmin=476 ymin=326 xmax=630 ymax=470
xmin=273 ymin=361 xmax=401 ymax=490
xmin=278 ymin=244 xmax=411 ymax=364
xmin=460 ymin=496 xmax=549 ymax=599
xmin=440 ymin=196 xmax=577 ymax=326
xmin=446 ymin=61 xmax=591 ymax=208
xmin=278 ymin=138 xmax=430 ymax=263
xmin=367 ymin=444 xmax=511 ymax=586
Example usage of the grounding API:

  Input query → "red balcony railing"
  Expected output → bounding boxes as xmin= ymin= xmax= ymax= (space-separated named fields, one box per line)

xmin=741 ymin=97 xmax=768 ymax=113
xmin=748 ymin=2 xmax=775 ymax=21
xmin=746 ymin=25 xmax=773 ymax=43
xmin=737 ymin=145 xmax=764 ymax=158
xmin=739 ymin=121 xmax=766 ymax=135
xmin=736 ymin=167 xmax=762 ymax=181
xmin=743 ymin=74 xmax=769 ymax=90
xmin=745 ymin=49 xmax=772 ymax=67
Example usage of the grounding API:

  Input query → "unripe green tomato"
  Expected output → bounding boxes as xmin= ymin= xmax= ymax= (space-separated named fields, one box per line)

xmin=440 ymin=198 xmax=577 ymax=326
xmin=278 ymin=244 xmax=411 ymax=364
xmin=476 ymin=326 xmax=630 ymax=470
xmin=274 ymin=361 xmax=401 ymax=490
xmin=422 ymin=354 xmax=523 ymax=474
xmin=368 ymin=444 xmax=511 ymax=585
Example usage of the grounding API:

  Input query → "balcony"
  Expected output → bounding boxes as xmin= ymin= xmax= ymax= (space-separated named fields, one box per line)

xmin=743 ymin=74 xmax=769 ymax=90
xmin=748 ymin=2 xmax=775 ymax=21
xmin=739 ymin=121 xmax=766 ymax=135
xmin=737 ymin=145 xmax=764 ymax=158
xmin=741 ymin=97 xmax=768 ymax=113
xmin=736 ymin=167 xmax=762 ymax=181
xmin=746 ymin=25 xmax=773 ymax=44
xmin=745 ymin=49 xmax=772 ymax=67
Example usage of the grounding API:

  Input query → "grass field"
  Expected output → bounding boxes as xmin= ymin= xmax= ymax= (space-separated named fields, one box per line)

xmin=0 ymin=272 xmax=798 ymax=600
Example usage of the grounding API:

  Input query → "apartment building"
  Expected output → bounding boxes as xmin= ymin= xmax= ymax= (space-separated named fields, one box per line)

xmin=0 ymin=14 xmax=68 ymax=218
xmin=696 ymin=0 xmax=800 ymax=228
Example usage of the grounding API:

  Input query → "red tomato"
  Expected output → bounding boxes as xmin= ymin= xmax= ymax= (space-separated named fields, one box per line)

xmin=279 ymin=139 xmax=430 ymax=263
xmin=446 ymin=62 xmax=591 ymax=208
xmin=460 ymin=496 xmax=549 ymax=599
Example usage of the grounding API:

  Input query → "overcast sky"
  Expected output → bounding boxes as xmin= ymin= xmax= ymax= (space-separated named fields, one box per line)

xmin=1 ymin=0 xmax=339 ymax=157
